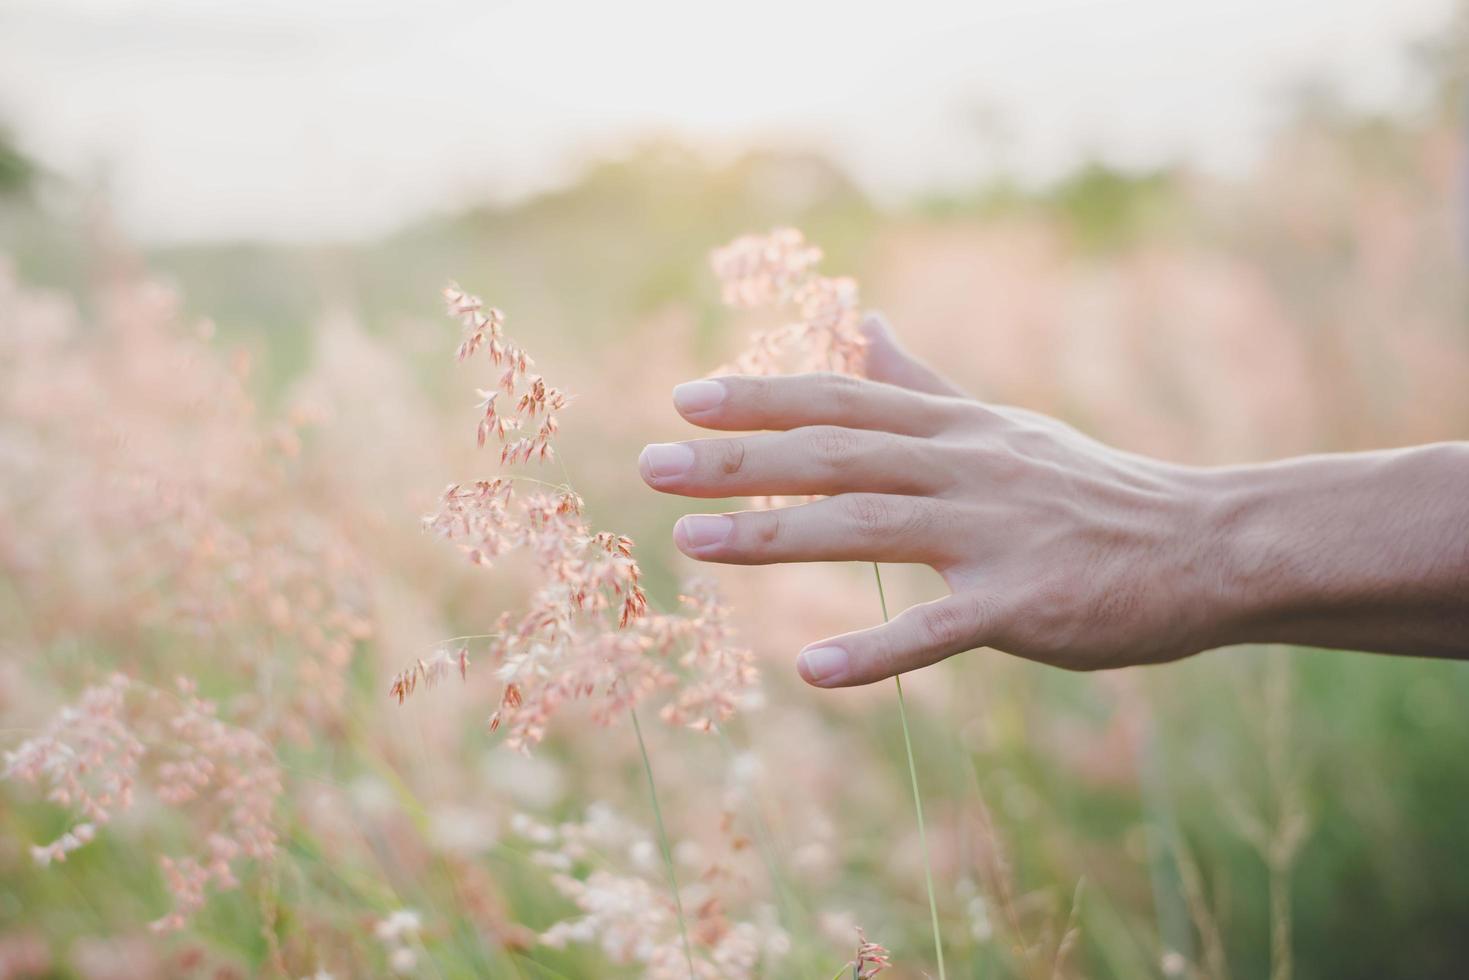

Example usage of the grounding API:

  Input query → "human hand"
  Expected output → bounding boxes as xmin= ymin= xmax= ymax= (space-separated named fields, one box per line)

xmin=639 ymin=315 xmax=1224 ymax=687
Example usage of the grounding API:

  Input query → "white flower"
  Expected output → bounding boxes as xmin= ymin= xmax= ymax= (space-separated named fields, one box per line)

xmin=389 ymin=947 xmax=418 ymax=974
xmin=375 ymin=909 xmax=422 ymax=943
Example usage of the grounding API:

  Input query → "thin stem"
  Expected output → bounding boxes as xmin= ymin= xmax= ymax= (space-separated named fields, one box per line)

xmin=629 ymin=704 xmax=696 ymax=979
xmin=433 ymin=632 xmax=504 ymax=645
xmin=502 ymin=472 xmax=577 ymax=495
xmin=540 ymin=455 xmax=693 ymax=975
xmin=874 ymin=563 xmax=946 ymax=980
xmin=714 ymin=723 xmax=822 ymax=979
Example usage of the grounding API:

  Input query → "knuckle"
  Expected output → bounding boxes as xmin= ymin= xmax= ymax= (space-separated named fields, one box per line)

xmin=807 ymin=425 xmax=859 ymax=468
xmin=730 ymin=374 xmax=770 ymax=407
xmin=1001 ymin=419 xmax=1056 ymax=456
xmin=821 ymin=372 xmax=864 ymax=412
xmin=950 ymin=400 xmax=1007 ymax=435
xmin=843 ymin=493 xmax=938 ymax=542
xmin=713 ymin=438 xmax=747 ymax=475
xmin=925 ymin=394 xmax=971 ymax=430
xmin=925 ymin=441 xmax=972 ymax=495
xmin=844 ymin=493 xmax=896 ymax=537
xmin=751 ymin=509 xmax=781 ymax=547
xmin=976 ymin=442 xmax=1026 ymax=483
xmin=914 ymin=598 xmax=979 ymax=650
xmin=1018 ymin=578 xmax=1083 ymax=650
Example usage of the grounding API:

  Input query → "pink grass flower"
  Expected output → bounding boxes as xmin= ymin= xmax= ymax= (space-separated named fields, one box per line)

xmin=852 ymin=928 xmax=893 ymax=979
xmin=0 ymin=264 xmax=373 ymax=742
xmin=4 ymin=675 xmax=281 ymax=931
xmin=709 ymin=228 xmax=867 ymax=377
xmin=516 ymin=806 xmax=784 ymax=978
xmin=398 ymin=285 xmax=757 ymax=750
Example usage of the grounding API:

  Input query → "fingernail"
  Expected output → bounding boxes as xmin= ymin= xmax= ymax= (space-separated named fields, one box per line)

xmin=797 ymin=646 xmax=850 ymax=686
xmin=675 ymin=514 xmax=733 ymax=550
xmin=639 ymin=443 xmax=695 ymax=479
xmin=672 ymin=380 xmax=726 ymax=414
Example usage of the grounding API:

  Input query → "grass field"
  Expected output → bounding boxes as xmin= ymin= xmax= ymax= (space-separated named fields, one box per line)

xmin=1 ymin=43 xmax=1467 ymax=979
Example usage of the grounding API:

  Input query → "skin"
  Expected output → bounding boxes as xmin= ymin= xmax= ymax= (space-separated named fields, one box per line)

xmin=638 ymin=314 xmax=1469 ymax=688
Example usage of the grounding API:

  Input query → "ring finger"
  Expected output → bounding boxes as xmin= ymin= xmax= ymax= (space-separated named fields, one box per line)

xmin=673 ymin=493 xmax=955 ymax=565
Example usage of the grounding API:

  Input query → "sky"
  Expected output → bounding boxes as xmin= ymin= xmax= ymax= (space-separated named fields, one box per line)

xmin=0 ymin=0 xmax=1457 ymax=243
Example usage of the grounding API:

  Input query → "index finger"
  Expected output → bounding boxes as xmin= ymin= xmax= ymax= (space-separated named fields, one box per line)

xmin=671 ymin=372 xmax=958 ymax=437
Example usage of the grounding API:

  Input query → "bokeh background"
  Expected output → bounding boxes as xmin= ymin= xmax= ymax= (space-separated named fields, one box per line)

xmin=2 ymin=1 xmax=1467 ymax=978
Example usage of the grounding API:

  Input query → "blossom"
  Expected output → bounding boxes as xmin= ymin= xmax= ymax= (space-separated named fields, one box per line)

xmin=517 ymin=806 xmax=785 ymax=979
xmin=398 ymin=284 xmax=757 ymax=751
xmin=375 ymin=909 xmax=423 ymax=943
xmin=709 ymin=227 xmax=823 ymax=308
xmin=375 ymin=909 xmax=423 ymax=974
xmin=0 ymin=264 xmax=374 ymax=742
xmin=709 ymin=228 xmax=867 ymax=377
xmin=445 ymin=283 xmax=565 ymax=463
xmin=651 ymin=580 xmax=759 ymax=733
xmin=852 ymin=928 xmax=893 ymax=979
xmin=148 ymin=679 xmax=282 ymax=930
xmin=389 ymin=646 xmax=469 ymax=705
xmin=4 ymin=675 xmax=282 ymax=931
xmin=4 ymin=675 xmax=141 ymax=860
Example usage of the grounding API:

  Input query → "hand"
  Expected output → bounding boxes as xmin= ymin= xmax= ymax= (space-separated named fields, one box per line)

xmin=639 ymin=314 xmax=1223 ymax=687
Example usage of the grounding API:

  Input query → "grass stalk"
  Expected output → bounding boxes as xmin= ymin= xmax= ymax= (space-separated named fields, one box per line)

xmin=873 ymin=563 xmax=946 ymax=979
xmin=560 ymin=453 xmax=694 ymax=977
xmin=629 ymin=704 xmax=696 ymax=979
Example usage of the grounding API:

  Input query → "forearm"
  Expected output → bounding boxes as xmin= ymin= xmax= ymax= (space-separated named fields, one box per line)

xmin=1193 ymin=442 xmax=1469 ymax=658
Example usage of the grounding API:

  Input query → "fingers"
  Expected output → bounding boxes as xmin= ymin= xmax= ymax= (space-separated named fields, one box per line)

xmin=859 ymin=312 xmax=967 ymax=399
xmin=796 ymin=592 xmax=1002 ymax=688
xmin=640 ymin=426 xmax=944 ymax=498
xmin=672 ymin=494 xmax=955 ymax=566
xmin=672 ymin=371 xmax=955 ymax=437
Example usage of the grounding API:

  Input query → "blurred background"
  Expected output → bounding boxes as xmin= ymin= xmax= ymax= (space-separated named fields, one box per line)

xmin=1 ymin=1 xmax=1467 ymax=978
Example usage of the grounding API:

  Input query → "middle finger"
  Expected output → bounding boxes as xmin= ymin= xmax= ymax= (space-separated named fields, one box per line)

xmin=639 ymin=425 xmax=941 ymax=499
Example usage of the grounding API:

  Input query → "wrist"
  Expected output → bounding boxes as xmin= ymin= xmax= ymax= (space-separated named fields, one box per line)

xmin=1172 ymin=461 xmax=1283 ymax=652
xmin=1179 ymin=444 xmax=1469 ymax=656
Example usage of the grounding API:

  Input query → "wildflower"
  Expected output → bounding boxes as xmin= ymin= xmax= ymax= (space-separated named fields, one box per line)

xmin=444 ymin=284 xmax=565 ymax=463
xmin=651 ymin=581 xmax=758 ymax=734
xmin=3 ymin=675 xmax=281 ymax=931
xmin=399 ymin=285 xmax=756 ymax=750
xmin=518 ymin=806 xmax=784 ymax=978
xmin=852 ymin=928 xmax=892 ymax=979
xmin=0 ymin=264 xmax=373 ymax=742
xmin=389 ymin=646 xmax=469 ymax=705
xmin=709 ymin=228 xmax=867 ymax=377
xmin=375 ymin=909 xmax=423 ymax=975
xmin=375 ymin=909 xmax=423 ymax=943
xmin=4 ymin=675 xmax=141 ymax=859
xmin=444 ymin=282 xmax=505 ymax=363
xmin=709 ymin=227 xmax=823 ymax=308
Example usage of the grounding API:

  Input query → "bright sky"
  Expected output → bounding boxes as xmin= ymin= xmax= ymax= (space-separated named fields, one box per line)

xmin=0 ymin=0 xmax=1456 ymax=242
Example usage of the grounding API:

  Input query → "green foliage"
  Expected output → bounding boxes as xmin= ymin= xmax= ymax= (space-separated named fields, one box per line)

xmin=1045 ymin=163 xmax=1175 ymax=251
xmin=0 ymin=128 xmax=35 ymax=199
xmin=916 ymin=162 xmax=1177 ymax=251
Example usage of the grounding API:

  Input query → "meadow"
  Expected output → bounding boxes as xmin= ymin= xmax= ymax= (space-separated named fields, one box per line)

xmin=1 ymin=60 xmax=1468 ymax=980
